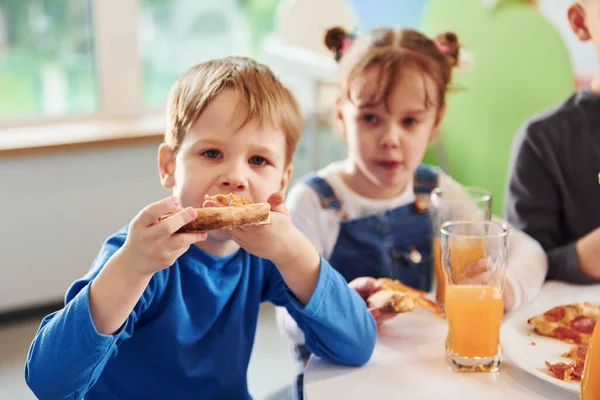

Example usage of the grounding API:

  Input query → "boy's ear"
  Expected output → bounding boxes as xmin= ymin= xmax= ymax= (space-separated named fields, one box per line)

xmin=158 ymin=143 xmax=176 ymax=189
xmin=280 ymin=164 xmax=293 ymax=193
xmin=568 ymin=3 xmax=592 ymax=41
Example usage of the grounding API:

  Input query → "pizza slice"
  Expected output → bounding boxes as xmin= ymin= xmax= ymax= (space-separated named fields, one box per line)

xmin=531 ymin=304 xmax=598 ymax=383
xmin=366 ymin=278 xmax=444 ymax=317
xmin=159 ymin=193 xmax=271 ymax=232
xmin=205 ymin=193 xmax=253 ymax=207
xmin=528 ymin=303 xmax=599 ymax=345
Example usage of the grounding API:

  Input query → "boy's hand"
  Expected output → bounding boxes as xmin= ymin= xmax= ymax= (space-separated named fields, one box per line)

xmin=227 ymin=193 xmax=298 ymax=263
xmin=212 ymin=192 xmax=320 ymax=305
xmin=348 ymin=277 xmax=397 ymax=328
xmin=121 ymin=196 xmax=207 ymax=276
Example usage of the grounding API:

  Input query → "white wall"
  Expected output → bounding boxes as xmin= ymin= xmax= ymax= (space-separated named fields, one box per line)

xmin=0 ymin=141 xmax=167 ymax=313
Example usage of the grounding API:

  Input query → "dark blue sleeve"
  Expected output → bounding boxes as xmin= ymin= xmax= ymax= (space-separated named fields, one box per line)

xmin=24 ymin=231 xmax=161 ymax=399
xmin=263 ymin=257 xmax=376 ymax=367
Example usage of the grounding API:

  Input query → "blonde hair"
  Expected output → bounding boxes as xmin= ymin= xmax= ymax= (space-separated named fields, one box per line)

xmin=165 ymin=56 xmax=303 ymax=164
xmin=325 ymin=27 xmax=461 ymax=110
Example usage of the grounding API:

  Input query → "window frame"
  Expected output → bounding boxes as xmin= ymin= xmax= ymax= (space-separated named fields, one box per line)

xmin=0 ymin=0 xmax=167 ymax=153
xmin=93 ymin=0 xmax=144 ymax=119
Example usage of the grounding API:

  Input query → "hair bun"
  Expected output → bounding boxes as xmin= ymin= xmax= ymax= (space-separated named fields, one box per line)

xmin=435 ymin=31 xmax=460 ymax=67
xmin=324 ymin=26 xmax=348 ymax=56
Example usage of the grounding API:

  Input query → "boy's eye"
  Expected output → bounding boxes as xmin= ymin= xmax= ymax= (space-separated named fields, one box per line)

xmin=202 ymin=149 xmax=221 ymax=159
xmin=360 ymin=113 xmax=381 ymax=125
xmin=249 ymin=156 xmax=267 ymax=166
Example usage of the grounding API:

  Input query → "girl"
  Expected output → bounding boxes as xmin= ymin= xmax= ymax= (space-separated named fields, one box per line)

xmin=276 ymin=26 xmax=548 ymax=398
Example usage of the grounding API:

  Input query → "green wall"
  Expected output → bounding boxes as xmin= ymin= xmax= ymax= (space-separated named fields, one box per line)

xmin=422 ymin=0 xmax=574 ymax=215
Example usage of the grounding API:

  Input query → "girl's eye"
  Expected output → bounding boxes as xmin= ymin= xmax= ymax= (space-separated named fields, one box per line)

xmin=403 ymin=117 xmax=419 ymax=127
xmin=249 ymin=156 xmax=267 ymax=166
xmin=202 ymin=149 xmax=221 ymax=159
xmin=360 ymin=113 xmax=381 ymax=125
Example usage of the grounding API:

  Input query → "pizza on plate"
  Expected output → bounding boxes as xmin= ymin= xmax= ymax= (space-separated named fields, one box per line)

xmin=159 ymin=193 xmax=271 ymax=232
xmin=529 ymin=303 xmax=599 ymax=382
xmin=528 ymin=302 xmax=599 ymax=345
xmin=366 ymin=278 xmax=444 ymax=317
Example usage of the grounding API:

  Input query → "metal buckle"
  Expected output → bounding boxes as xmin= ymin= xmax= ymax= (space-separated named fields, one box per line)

xmin=320 ymin=196 xmax=338 ymax=208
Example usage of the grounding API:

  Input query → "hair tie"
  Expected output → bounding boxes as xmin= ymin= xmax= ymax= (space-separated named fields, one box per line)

xmin=336 ymin=30 xmax=357 ymax=61
xmin=434 ymin=41 xmax=450 ymax=54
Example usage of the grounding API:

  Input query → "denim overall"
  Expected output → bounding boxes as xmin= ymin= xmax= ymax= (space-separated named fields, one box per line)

xmin=292 ymin=164 xmax=439 ymax=399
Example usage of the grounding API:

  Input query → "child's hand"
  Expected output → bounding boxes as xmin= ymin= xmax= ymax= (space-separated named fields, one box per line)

xmin=348 ymin=276 xmax=382 ymax=299
xmin=460 ymin=259 xmax=499 ymax=286
xmin=348 ymin=277 xmax=397 ymax=328
xmin=121 ymin=196 xmax=208 ymax=276
xmin=217 ymin=192 xmax=321 ymax=305
xmin=228 ymin=192 xmax=298 ymax=263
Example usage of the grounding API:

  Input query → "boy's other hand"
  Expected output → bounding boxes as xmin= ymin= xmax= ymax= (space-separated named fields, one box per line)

xmin=229 ymin=192 xmax=297 ymax=263
xmin=121 ymin=196 xmax=207 ymax=276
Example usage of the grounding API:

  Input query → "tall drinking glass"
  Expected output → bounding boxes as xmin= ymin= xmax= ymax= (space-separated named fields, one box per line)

xmin=441 ymin=220 xmax=508 ymax=373
xmin=430 ymin=186 xmax=492 ymax=306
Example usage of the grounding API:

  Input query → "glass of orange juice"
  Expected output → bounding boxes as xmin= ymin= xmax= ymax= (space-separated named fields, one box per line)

xmin=430 ymin=187 xmax=492 ymax=306
xmin=581 ymin=318 xmax=600 ymax=399
xmin=440 ymin=220 xmax=508 ymax=373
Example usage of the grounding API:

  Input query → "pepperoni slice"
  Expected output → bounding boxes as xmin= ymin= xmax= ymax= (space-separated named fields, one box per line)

xmin=571 ymin=360 xmax=585 ymax=380
xmin=544 ymin=306 xmax=566 ymax=322
xmin=576 ymin=345 xmax=588 ymax=361
xmin=545 ymin=361 xmax=576 ymax=381
xmin=572 ymin=316 xmax=596 ymax=334
xmin=553 ymin=327 xmax=582 ymax=344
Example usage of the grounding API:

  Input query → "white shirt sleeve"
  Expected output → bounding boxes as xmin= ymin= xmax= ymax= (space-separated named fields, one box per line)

xmin=275 ymin=181 xmax=331 ymax=346
xmin=286 ymin=181 xmax=328 ymax=256
xmin=438 ymin=174 xmax=548 ymax=313
xmin=498 ymin=217 xmax=548 ymax=312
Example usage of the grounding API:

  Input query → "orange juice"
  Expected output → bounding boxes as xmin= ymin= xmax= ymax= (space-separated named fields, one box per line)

xmin=445 ymin=285 xmax=503 ymax=358
xmin=434 ymin=238 xmax=485 ymax=304
xmin=581 ymin=319 xmax=600 ymax=400
xmin=433 ymin=237 xmax=444 ymax=303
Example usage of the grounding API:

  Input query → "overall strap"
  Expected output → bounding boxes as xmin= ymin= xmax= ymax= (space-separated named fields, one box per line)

xmin=413 ymin=164 xmax=440 ymax=212
xmin=302 ymin=174 xmax=342 ymax=210
xmin=414 ymin=163 xmax=440 ymax=194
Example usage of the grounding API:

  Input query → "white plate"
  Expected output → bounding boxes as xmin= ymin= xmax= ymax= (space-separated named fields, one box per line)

xmin=501 ymin=293 xmax=600 ymax=394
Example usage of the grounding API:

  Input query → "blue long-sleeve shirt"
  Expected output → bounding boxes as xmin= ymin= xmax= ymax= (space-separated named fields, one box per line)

xmin=25 ymin=228 xmax=376 ymax=399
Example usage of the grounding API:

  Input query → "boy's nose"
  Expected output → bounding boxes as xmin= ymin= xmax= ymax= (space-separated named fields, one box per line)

xmin=220 ymin=167 xmax=247 ymax=192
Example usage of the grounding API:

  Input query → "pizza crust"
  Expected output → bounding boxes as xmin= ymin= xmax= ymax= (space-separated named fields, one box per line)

xmin=159 ymin=193 xmax=271 ymax=232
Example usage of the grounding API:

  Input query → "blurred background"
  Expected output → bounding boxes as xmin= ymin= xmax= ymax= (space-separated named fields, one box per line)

xmin=0 ymin=0 xmax=596 ymax=398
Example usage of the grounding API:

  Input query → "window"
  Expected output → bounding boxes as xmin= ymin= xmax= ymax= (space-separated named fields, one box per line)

xmin=0 ymin=0 xmax=97 ymax=120
xmin=139 ymin=0 xmax=280 ymax=107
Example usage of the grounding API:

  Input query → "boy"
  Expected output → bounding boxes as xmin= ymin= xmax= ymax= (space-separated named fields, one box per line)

xmin=24 ymin=57 xmax=377 ymax=399
xmin=505 ymin=1 xmax=600 ymax=284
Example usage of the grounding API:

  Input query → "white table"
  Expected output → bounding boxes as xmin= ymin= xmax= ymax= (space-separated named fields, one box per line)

xmin=305 ymin=281 xmax=600 ymax=400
